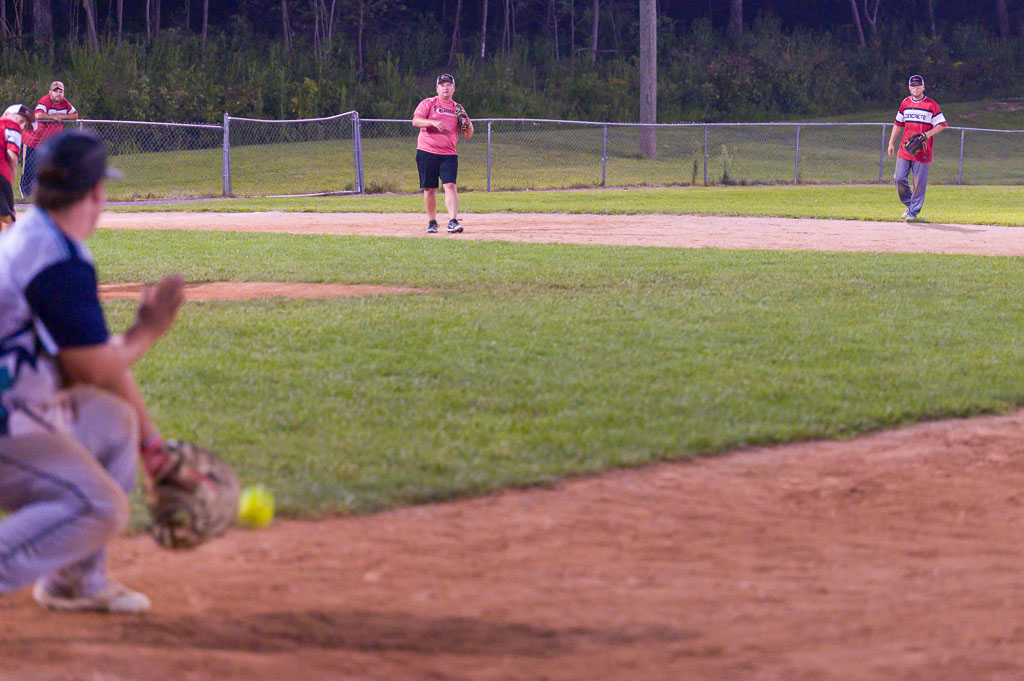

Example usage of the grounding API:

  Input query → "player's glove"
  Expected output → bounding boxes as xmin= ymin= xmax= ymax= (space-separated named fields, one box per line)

xmin=903 ymin=133 xmax=928 ymax=155
xmin=454 ymin=103 xmax=470 ymax=132
xmin=143 ymin=439 xmax=240 ymax=549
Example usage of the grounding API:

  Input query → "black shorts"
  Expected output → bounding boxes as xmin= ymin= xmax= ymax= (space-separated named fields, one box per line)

xmin=0 ymin=178 xmax=14 ymax=220
xmin=417 ymin=150 xmax=458 ymax=189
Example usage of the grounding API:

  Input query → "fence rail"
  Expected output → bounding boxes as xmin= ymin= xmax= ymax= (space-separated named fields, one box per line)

xmin=24 ymin=114 xmax=1020 ymax=202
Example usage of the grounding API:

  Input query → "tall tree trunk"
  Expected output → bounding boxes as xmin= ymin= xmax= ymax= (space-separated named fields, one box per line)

xmin=82 ymin=0 xmax=100 ymax=49
xmin=638 ymin=0 xmax=656 ymax=159
xmin=862 ymin=0 xmax=882 ymax=41
xmin=996 ymin=0 xmax=1011 ymax=38
xmin=154 ymin=0 xmax=161 ymax=36
xmin=201 ymin=0 xmax=208 ymax=49
xmin=551 ymin=0 xmax=558 ymax=58
xmin=569 ymin=0 xmax=575 ymax=57
xmin=590 ymin=0 xmax=598 ymax=63
xmin=729 ymin=0 xmax=742 ymax=38
xmin=500 ymin=0 xmax=510 ymax=55
xmin=448 ymin=0 xmax=462 ymax=65
xmin=849 ymin=0 xmax=865 ymax=45
xmin=358 ymin=0 xmax=364 ymax=71
xmin=117 ymin=0 xmax=123 ymax=45
xmin=480 ymin=0 xmax=488 ymax=58
xmin=183 ymin=0 xmax=190 ymax=33
xmin=925 ymin=0 xmax=936 ymax=37
xmin=281 ymin=0 xmax=292 ymax=53
xmin=32 ymin=0 xmax=53 ymax=51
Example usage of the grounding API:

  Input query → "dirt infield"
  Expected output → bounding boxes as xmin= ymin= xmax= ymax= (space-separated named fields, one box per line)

xmin=5 ymin=211 xmax=1024 ymax=681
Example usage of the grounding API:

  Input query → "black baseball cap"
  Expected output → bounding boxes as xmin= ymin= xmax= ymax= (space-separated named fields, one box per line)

xmin=436 ymin=73 xmax=455 ymax=85
xmin=908 ymin=74 xmax=925 ymax=86
xmin=35 ymin=130 xmax=122 ymax=193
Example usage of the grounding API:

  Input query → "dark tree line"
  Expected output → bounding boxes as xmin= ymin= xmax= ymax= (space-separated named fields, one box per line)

xmin=2 ymin=1 xmax=1021 ymax=57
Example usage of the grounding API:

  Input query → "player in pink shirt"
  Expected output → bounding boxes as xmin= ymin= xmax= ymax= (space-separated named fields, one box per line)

xmin=887 ymin=74 xmax=946 ymax=222
xmin=412 ymin=73 xmax=474 ymax=233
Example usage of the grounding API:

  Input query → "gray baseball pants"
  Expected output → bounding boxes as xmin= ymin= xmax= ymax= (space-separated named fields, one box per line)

xmin=894 ymin=157 xmax=931 ymax=218
xmin=0 ymin=385 xmax=138 ymax=595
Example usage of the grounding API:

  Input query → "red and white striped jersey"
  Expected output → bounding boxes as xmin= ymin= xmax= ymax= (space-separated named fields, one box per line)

xmin=894 ymin=96 xmax=947 ymax=162
xmin=25 ymin=95 xmax=76 ymax=148
xmin=1 ymin=118 xmax=25 ymax=184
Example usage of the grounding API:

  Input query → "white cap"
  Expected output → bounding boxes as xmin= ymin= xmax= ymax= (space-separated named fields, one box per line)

xmin=4 ymin=104 xmax=37 ymax=130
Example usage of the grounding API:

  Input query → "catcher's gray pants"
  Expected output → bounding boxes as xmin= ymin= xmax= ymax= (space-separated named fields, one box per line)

xmin=894 ymin=157 xmax=931 ymax=218
xmin=0 ymin=385 xmax=137 ymax=596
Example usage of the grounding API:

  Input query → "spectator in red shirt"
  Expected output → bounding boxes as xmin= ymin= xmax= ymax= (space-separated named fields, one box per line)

xmin=21 ymin=81 xmax=78 ymax=198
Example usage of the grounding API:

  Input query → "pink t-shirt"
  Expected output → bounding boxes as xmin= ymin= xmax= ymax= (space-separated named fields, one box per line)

xmin=414 ymin=96 xmax=461 ymax=156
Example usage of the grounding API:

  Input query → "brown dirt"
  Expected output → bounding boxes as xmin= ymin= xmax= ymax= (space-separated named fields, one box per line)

xmin=98 ymin=281 xmax=430 ymax=301
xmin=5 ymin=211 xmax=1024 ymax=681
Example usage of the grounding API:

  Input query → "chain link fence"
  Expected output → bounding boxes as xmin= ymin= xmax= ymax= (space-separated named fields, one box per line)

xmin=23 ymin=114 xmax=1019 ymax=201
xmin=362 ymin=119 xmax=1024 ymax=192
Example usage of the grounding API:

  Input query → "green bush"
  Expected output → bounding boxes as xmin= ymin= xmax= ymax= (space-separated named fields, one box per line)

xmin=2 ymin=17 xmax=1022 ymax=124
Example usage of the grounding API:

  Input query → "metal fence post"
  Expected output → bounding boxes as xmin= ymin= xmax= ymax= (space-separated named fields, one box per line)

xmin=703 ymin=125 xmax=709 ymax=186
xmin=487 ymin=120 xmax=492 ymax=191
xmin=222 ymin=113 xmax=231 ymax=197
xmin=958 ymin=129 xmax=965 ymax=185
xmin=353 ymin=113 xmax=364 ymax=193
xmin=601 ymin=124 xmax=608 ymax=187
xmin=878 ymin=124 xmax=886 ymax=183
xmin=793 ymin=124 xmax=801 ymax=184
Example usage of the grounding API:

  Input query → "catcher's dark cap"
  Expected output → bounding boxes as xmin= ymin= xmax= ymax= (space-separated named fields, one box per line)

xmin=35 ymin=130 xmax=122 ymax=193
xmin=436 ymin=73 xmax=455 ymax=86
xmin=4 ymin=104 xmax=37 ymax=131
xmin=908 ymin=75 xmax=925 ymax=86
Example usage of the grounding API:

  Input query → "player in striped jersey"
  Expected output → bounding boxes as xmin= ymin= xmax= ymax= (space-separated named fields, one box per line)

xmin=887 ymin=74 xmax=947 ymax=222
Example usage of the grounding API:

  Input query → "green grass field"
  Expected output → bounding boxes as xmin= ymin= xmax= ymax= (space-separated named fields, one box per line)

xmin=71 ymin=99 xmax=1024 ymax=523
xmin=90 ymin=217 xmax=1024 ymax=521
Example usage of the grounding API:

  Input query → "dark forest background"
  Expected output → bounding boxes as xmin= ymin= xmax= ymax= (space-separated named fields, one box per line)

xmin=1 ymin=0 xmax=1022 ymax=123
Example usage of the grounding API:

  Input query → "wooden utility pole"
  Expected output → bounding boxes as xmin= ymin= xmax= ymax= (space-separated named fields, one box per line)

xmin=638 ymin=0 xmax=656 ymax=158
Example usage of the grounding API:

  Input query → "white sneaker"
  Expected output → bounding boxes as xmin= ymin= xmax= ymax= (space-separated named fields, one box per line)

xmin=33 ymin=579 xmax=151 ymax=614
xmin=900 ymin=209 xmax=910 ymax=219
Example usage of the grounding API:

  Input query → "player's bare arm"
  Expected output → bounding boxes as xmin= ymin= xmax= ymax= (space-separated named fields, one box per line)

xmin=413 ymin=115 xmax=444 ymax=132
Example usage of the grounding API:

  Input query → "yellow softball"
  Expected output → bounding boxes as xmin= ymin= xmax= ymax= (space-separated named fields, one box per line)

xmin=237 ymin=484 xmax=275 ymax=528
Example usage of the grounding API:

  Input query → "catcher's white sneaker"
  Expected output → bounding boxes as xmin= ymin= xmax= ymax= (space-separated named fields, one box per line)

xmin=33 ymin=579 xmax=151 ymax=614
xmin=900 ymin=209 xmax=910 ymax=219
xmin=904 ymin=213 xmax=918 ymax=222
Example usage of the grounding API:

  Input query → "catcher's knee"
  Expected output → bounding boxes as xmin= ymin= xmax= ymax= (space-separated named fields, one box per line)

xmin=88 ymin=486 xmax=130 ymax=538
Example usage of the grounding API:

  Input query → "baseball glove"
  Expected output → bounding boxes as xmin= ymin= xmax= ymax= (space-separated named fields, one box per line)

xmin=903 ymin=133 xmax=928 ymax=155
xmin=454 ymin=103 xmax=470 ymax=132
xmin=145 ymin=440 xmax=240 ymax=549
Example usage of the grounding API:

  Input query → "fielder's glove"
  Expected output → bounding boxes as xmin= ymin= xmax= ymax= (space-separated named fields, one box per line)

xmin=143 ymin=439 xmax=240 ymax=549
xmin=454 ymin=104 xmax=470 ymax=132
xmin=903 ymin=133 xmax=928 ymax=155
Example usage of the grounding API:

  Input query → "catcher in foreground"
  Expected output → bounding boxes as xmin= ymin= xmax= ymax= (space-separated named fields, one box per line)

xmin=0 ymin=131 xmax=237 ymax=615
xmin=886 ymin=74 xmax=947 ymax=222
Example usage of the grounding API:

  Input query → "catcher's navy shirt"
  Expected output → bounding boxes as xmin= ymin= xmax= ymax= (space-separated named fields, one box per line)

xmin=0 ymin=206 xmax=108 ymax=434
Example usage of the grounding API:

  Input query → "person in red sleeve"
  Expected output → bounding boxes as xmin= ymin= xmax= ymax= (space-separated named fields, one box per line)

xmin=412 ymin=73 xmax=474 ymax=234
xmin=21 ymin=81 xmax=78 ymax=198
xmin=886 ymin=74 xmax=947 ymax=222
xmin=1 ymin=104 xmax=37 ymax=230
